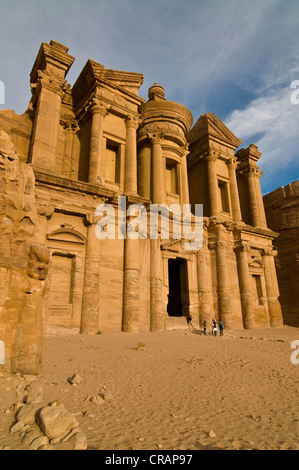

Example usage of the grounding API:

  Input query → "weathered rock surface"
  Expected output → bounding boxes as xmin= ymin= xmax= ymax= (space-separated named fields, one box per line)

xmin=0 ymin=131 xmax=50 ymax=375
xmin=16 ymin=402 xmax=44 ymax=425
xmin=38 ymin=403 xmax=79 ymax=440
xmin=10 ymin=383 xmax=87 ymax=450
xmin=264 ymin=181 xmax=299 ymax=326
xmin=68 ymin=373 xmax=83 ymax=386
xmin=24 ymin=380 xmax=44 ymax=404
xmin=29 ymin=435 xmax=49 ymax=450
xmin=21 ymin=424 xmax=44 ymax=446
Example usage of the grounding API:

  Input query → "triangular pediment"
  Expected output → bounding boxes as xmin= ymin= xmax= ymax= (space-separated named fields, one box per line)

xmin=72 ymin=59 xmax=144 ymax=113
xmin=91 ymin=61 xmax=144 ymax=94
xmin=86 ymin=59 xmax=144 ymax=96
xmin=188 ymin=112 xmax=242 ymax=149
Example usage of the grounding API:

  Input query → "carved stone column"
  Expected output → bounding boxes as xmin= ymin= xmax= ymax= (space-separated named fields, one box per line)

xmin=124 ymin=116 xmax=139 ymax=195
xmin=234 ymin=241 xmax=255 ymax=329
xmin=150 ymin=239 xmax=164 ymax=331
xmin=197 ymin=239 xmax=213 ymax=326
xmin=81 ymin=214 xmax=101 ymax=334
xmin=227 ymin=158 xmax=242 ymax=221
xmin=88 ymin=99 xmax=107 ymax=185
xmin=247 ymin=165 xmax=263 ymax=227
xmin=123 ymin=224 xmax=140 ymax=332
xmin=206 ymin=154 xmax=219 ymax=216
xmin=30 ymin=75 xmax=66 ymax=173
xmin=262 ymin=248 xmax=283 ymax=327
xmin=29 ymin=41 xmax=74 ymax=173
xmin=255 ymin=171 xmax=268 ymax=228
xmin=236 ymin=145 xmax=268 ymax=228
xmin=209 ymin=230 xmax=232 ymax=327
xmin=151 ymin=134 xmax=165 ymax=204
xmin=181 ymin=149 xmax=190 ymax=205
xmin=61 ymin=119 xmax=78 ymax=179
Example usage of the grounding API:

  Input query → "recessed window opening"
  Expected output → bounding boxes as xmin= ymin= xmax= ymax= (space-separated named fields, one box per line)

xmin=105 ymin=140 xmax=120 ymax=184
xmin=166 ymin=159 xmax=178 ymax=195
xmin=218 ymin=179 xmax=230 ymax=213
xmin=252 ymin=274 xmax=263 ymax=306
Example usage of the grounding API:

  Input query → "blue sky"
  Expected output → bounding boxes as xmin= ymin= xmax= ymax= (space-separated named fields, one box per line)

xmin=0 ymin=0 xmax=298 ymax=194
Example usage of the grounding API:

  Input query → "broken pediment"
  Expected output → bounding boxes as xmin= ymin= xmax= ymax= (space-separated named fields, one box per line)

xmin=72 ymin=59 xmax=144 ymax=115
xmin=88 ymin=59 xmax=144 ymax=96
xmin=47 ymin=227 xmax=87 ymax=245
xmin=188 ymin=112 xmax=242 ymax=150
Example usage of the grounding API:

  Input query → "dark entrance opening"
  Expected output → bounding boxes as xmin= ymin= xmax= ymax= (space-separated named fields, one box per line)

xmin=167 ymin=258 xmax=187 ymax=317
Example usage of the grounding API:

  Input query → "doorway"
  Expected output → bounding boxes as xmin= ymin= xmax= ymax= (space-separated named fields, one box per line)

xmin=167 ymin=258 xmax=187 ymax=317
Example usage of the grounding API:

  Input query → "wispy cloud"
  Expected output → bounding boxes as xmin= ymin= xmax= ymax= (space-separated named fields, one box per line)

xmin=225 ymin=84 xmax=299 ymax=193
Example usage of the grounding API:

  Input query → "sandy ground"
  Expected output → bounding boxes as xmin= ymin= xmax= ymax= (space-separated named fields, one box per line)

xmin=0 ymin=325 xmax=299 ymax=451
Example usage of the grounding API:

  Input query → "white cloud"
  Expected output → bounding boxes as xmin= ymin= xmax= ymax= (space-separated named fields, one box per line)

xmin=225 ymin=83 xmax=299 ymax=191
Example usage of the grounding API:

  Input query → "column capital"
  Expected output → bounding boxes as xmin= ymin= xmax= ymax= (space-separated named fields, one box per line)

xmin=88 ymin=98 xmax=108 ymax=117
xmin=241 ymin=163 xmax=261 ymax=177
xmin=84 ymin=212 xmax=104 ymax=226
xmin=205 ymin=152 xmax=218 ymax=163
xmin=60 ymin=118 xmax=79 ymax=132
xmin=125 ymin=115 xmax=139 ymax=130
xmin=31 ymin=69 xmax=69 ymax=99
xmin=149 ymin=132 xmax=164 ymax=145
xmin=227 ymin=157 xmax=238 ymax=170
xmin=234 ymin=241 xmax=250 ymax=254
xmin=198 ymin=238 xmax=209 ymax=250
xmin=208 ymin=240 xmax=226 ymax=250
xmin=261 ymin=247 xmax=278 ymax=257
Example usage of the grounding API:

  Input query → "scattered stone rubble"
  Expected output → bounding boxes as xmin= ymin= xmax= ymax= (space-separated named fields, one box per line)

xmin=8 ymin=379 xmax=88 ymax=450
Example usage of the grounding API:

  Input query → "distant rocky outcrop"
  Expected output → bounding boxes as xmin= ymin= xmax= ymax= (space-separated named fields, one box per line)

xmin=264 ymin=182 xmax=299 ymax=326
xmin=0 ymin=131 xmax=50 ymax=374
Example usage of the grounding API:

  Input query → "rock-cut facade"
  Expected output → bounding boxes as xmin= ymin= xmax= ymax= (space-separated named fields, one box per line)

xmin=0 ymin=40 xmax=283 ymax=372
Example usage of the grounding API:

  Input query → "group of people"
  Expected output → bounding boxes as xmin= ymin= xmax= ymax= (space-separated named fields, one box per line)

xmin=205 ymin=319 xmax=224 ymax=336
xmin=186 ymin=316 xmax=224 ymax=336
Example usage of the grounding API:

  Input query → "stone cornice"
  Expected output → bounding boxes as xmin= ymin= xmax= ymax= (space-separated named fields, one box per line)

xmin=30 ymin=40 xmax=75 ymax=85
xmin=33 ymin=170 xmax=150 ymax=206
xmin=236 ymin=144 xmax=262 ymax=164
xmin=188 ymin=112 xmax=242 ymax=150
xmin=234 ymin=223 xmax=279 ymax=239
xmin=72 ymin=59 xmax=144 ymax=118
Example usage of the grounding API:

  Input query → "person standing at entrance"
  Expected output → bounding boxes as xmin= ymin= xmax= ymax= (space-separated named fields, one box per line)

xmin=203 ymin=320 xmax=207 ymax=335
xmin=219 ymin=320 xmax=224 ymax=337
xmin=186 ymin=315 xmax=194 ymax=329
xmin=212 ymin=319 xmax=217 ymax=336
